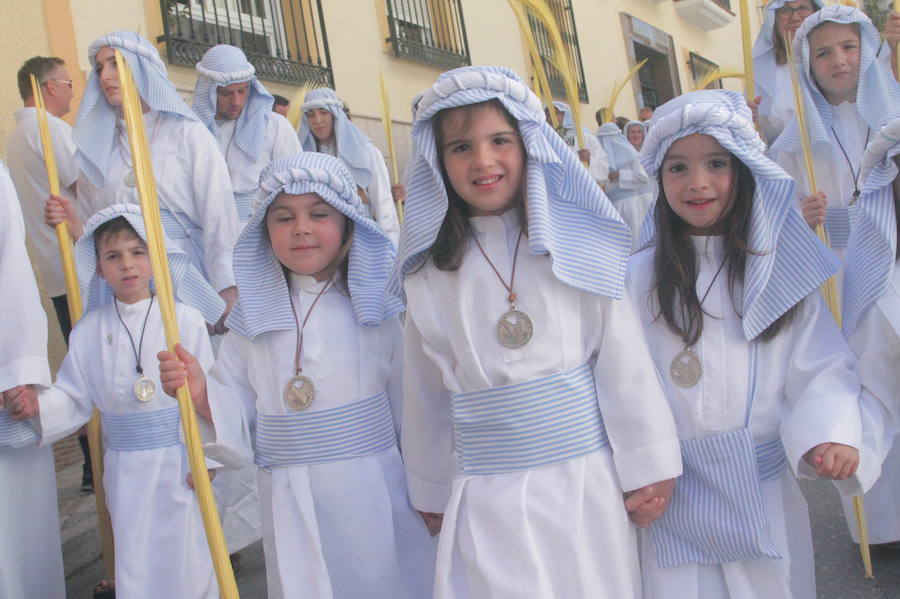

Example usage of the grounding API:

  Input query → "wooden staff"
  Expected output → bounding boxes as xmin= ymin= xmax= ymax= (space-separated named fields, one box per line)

xmin=29 ymin=74 xmax=116 ymax=579
xmin=740 ymin=0 xmax=755 ymax=101
xmin=378 ymin=72 xmax=403 ymax=223
xmin=113 ymin=50 xmax=239 ymax=598
xmin=783 ymin=34 xmax=874 ymax=579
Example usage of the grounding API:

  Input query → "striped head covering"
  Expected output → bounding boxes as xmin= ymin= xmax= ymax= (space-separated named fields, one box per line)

xmin=299 ymin=88 xmax=375 ymax=190
xmin=392 ymin=65 xmax=631 ymax=299
xmin=639 ymin=89 xmax=839 ymax=341
xmin=75 ymin=204 xmax=225 ymax=323
xmin=842 ymin=117 xmax=900 ymax=336
xmin=752 ymin=0 xmax=825 ymax=123
xmin=771 ymin=6 xmax=900 ymax=159
xmin=193 ymin=44 xmax=274 ymax=161
xmin=226 ymin=152 xmax=402 ymax=339
xmin=74 ymin=31 xmax=199 ymax=188
xmin=597 ymin=122 xmax=640 ymax=170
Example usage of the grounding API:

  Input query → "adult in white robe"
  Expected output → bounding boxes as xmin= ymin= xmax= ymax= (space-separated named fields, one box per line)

xmin=549 ymin=101 xmax=609 ymax=185
xmin=0 ymin=160 xmax=64 ymax=599
xmin=597 ymin=122 xmax=654 ymax=246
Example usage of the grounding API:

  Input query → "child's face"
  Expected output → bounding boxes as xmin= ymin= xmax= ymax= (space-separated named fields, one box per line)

xmin=439 ymin=103 xmax=525 ymax=217
xmin=307 ymin=108 xmax=335 ymax=143
xmin=96 ymin=230 xmax=152 ymax=304
xmin=627 ymin=125 xmax=644 ymax=151
xmin=266 ymin=192 xmax=346 ymax=281
xmin=94 ymin=46 xmax=122 ymax=107
xmin=808 ymin=22 xmax=861 ymax=105
xmin=661 ymin=133 xmax=736 ymax=236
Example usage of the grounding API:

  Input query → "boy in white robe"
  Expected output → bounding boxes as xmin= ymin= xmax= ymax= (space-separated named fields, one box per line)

xmin=37 ymin=204 xmax=225 ymax=599
xmin=0 ymin=160 xmax=64 ymax=599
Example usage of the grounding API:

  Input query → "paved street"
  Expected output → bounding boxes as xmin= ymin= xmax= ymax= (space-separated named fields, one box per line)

xmin=58 ymin=462 xmax=899 ymax=598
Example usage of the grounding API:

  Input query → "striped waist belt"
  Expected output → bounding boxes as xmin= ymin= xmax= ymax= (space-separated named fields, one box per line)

xmin=825 ymin=205 xmax=859 ymax=250
xmin=254 ymin=391 xmax=397 ymax=468
xmin=233 ymin=191 xmax=257 ymax=223
xmin=451 ymin=363 xmax=608 ymax=476
xmin=102 ymin=406 xmax=182 ymax=452
xmin=0 ymin=410 xmax=39 ymax=450
xmin=159 ymin=209 xmax=202 ymax=240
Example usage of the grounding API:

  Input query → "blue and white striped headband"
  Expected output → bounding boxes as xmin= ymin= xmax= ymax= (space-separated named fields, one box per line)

xmin=771 ymin=7 xmax=900 ymax=159
xmin=392 ymin=65 xmax=631 ymax=300
xmin=843 ymin=117 xmax=900 ymax=336
xmin=751 ymin=0 xmax=825 ymax=122
xmin=298 ymin=88 xmax=375 ymax=190
xmin=226 ymin=152 xmax=402 ymax=340
xmin=597 ymin=122 xmax=639 ymax=170
xmin=75 ymin=203 xmax=225 ymax=323
xmin=74 ymin=31 xmax=199 ymax=189
xmin=193 ymin=44 xmax=274 ymax=161
xmin=638 ymin=89 xmax=839 ymax=341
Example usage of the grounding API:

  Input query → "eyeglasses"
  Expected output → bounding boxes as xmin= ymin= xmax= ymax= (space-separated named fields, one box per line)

xmin=44 ymin=79 xmax=73 ymax=88
xmin=776 ymin=5 xmax=815 ymax=19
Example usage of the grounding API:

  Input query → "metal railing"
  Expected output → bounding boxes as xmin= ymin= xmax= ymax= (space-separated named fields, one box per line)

xmin=385 ymin=0 xmax=471 ymax=69
xmin=526 ymin=0 xmax=588 ymax=103
xmin=159 ymin=0 xmax=333 ymax=87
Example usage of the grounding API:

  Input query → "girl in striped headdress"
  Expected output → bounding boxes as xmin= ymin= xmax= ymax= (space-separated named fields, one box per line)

xmin=158 ymin=152 xmax=434 ymax=599
xmin=394 ymin=65 xmax=682 ymax=599
xmin=631 ymin=89 xmax=880 ymax=599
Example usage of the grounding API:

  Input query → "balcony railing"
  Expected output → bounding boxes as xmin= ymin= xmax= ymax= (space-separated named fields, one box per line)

xmin=385 ymin=0 xmax=471 ymax=69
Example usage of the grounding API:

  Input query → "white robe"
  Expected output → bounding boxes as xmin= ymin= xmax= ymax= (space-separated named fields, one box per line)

xmin=37 ymin=299 xmax=217 ymax=599
xmin=76 ymin=111 xmax=240 ymax=292
xmin=565 ymin=126 xmax=609 ymax=185
xmin=606 ymin=156 xmax=654 ymax=248
xmin=401 ymin=209 xmax=682 ymax=599
xmin=627 ymin=236 xmax=878 ymax=599
xmin=200 ymin=275 xmax=434 ymax=599
xmin=841 ymin=261 xmax=900 ymax=544
xmin=5 ymin=107 xmax=80 ymax=297
xmin=0 ymin=161 xmax=63 ymax=599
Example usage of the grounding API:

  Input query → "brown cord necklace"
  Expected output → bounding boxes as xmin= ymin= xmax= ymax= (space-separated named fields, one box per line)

xmin=283 ymin=279 xmax=332 ymax=410
xmin=472 ymin=229 xmax=533 ymax=349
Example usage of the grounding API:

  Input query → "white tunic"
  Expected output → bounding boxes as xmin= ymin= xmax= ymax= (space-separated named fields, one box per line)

xmin=758 ymin=64 xmax=795 ymax=146
xmin=627 ymin=237 xmax=876 ymax=599
xmin=606 ymin=156 xmax=654 ymax=247
xmin=5 ymin=108 xmax=79 ymax=297
xmin=37 ymin=299 xmax=217 ymax=599
xmin=0 ymin=162 xmax=63 ymax=599
xmin=566 ymin=127 xmax=609 ymax=185
xmin=76 ymin=111 xmax=240 ymax=292
xmin=402 ymin=209 xmax=682 ymax=599
xmin=200 ymin=275 xmax=434 ymax=599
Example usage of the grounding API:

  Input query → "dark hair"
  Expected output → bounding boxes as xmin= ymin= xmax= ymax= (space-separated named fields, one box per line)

xmin=615 ymin=116 xmax=629 ymax=131
xmin=93 ymin=216 xmax=144 ymax=258
xmin=272 ymin=94 xmax=289 ymax=107
xmin=17 ymin=56 xmax=65 ymax=102
xmin=773 ymin=3 xmax=822 ymax=66
xmin=651 ymin=155 xmax=798 ymax=344
xmin=423 ymin=99 xmax=525 ymax=271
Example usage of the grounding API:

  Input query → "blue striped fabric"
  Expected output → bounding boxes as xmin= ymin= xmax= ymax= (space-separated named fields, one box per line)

xmin=450 ymin=363 xmax=608 ymax=476
xmin=74 ymin=31 xmax=200 ymax=189
xmin=755 ymin=437 xmax=788 ymax=482
xmin=391 ymin=66 xmax=631 ymax=302
xmin=193 ymin=44 xmax=273 ymax=162
xmin=0 ymin=411 xmax=39 ymax=450
xmin=102 ymin=406 xmax=182 ymax=452
xmin=298 ymin=88 xmax=375 ymax=190
xmin=226 ymin=153 xmax=403 ymax=339
xmin=233 ymin=191 xmax=257 ymax=223
xmin=771 ymin=7 xmax=900 ymax=161
xmin=254 ymin=391 xmax=396 ymax=468
xmin=639 ymin=90 xmax=839 ymax=340
xmin=824 ymin=205 xmax=858 ymax=249
xmin=74 ymin=204 xmax=225 ymax=324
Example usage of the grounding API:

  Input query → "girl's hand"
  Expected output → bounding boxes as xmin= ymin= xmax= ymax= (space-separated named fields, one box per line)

xmin=747 ymin=95 xmax=762 ymax=124
xmin=577 ymin=149 xmax=591 ymax=163
xmin=157 ymin=343 xmax=211 ymax=420
xmin=391 ymin=183 xmax=406 ymax=205
xmin=186 ymin=468 xmax=217 ymax=489
xmin=624 ymin=478 xmax=676 ymax=528
xmin=44 ymin=194 xmax=83 ymax=239
xmin=800 ymin=192 xmax=827 ymax=229
xmin=804 ymin=442 xmax=859 ymax=480
xmin=607 ymin=170 xmax=620 ymax=184
xmin=209 ymin=286 xmax=237 ymax=336
xmin=418 ymin=511 xmax=443 ymax=536
xmin=1 ymin=385 xmax=39 ymax=420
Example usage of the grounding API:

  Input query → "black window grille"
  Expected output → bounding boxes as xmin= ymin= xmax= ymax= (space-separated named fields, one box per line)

xmin=385 ymin=0 xmax=471 ymax=69
xmin=688 ymin=52 xmax=722 ymax=90
xmin=525 ymin=0 xmax=588 ymax=103
xmin=159 ymin=0 xmax=333 ymax=87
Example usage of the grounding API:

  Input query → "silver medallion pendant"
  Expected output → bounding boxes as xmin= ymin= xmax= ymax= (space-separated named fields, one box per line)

xmin=134 ymin=375 xmax=156 ymax=402
xmin=496 ymin=308 xmax=533 ymax=349
xmin=284 ymin=374 xmax=316 ymax=411
xmin=670 ymin=347 xmax=702 ymax=388
xmin=124 ymin=171 xmax=138 ymax=188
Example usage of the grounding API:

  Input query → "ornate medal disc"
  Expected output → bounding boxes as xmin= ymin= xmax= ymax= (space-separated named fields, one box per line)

xmin=134 ymin=375 xmax=156 ymax=402
xmin=124 ymin=171 xmax=137 ymax=188
xmin=284 ymin=374 xmax=316 ymax=411
xmin=670 ymin=348 xmax=702 ymax=388
xmin=496 ymin=309 xmax=533 ymax=349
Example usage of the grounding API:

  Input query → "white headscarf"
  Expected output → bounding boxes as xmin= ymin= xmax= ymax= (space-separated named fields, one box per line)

xmin=597 ymin=122 xmax=640 ymax=170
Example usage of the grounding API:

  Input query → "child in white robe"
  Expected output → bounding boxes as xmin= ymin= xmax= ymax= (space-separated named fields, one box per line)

xmin=299 ymin=88 xmax=401 ymax=245
xmin=547 ymin=100 xmax=609 ymax=185
xmin=37 ymin=204 xmax=225 ymax=599
xmin=597 ymin=121 xmax=654 ymax=246
xmin=631 ymin=89 xmax=881 ymax=599
xmin=393 ymin=66 xmax=683 ymax=599
xmin=158 ymin=152 xmax=435 ymax=599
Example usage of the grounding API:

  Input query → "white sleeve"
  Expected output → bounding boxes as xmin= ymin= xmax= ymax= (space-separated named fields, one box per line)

xmin=269 ymin=114 xmax=302 ymax=161
xmin=50 ymin=119 xmax=79 ymax=188
xmin=382 ymin=316 xmax=405 ymax=436
xmin=36 ymin=324 xmax=95 ymax=445
xmin=616 ymin=158 xmax=650 ymax=190
xmin=365 ymin=144 xmax=400 ymax=246
xmin=583 ymin=133 xmax=609 ymax=184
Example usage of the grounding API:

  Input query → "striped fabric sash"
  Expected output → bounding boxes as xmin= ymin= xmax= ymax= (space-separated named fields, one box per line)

xmin=450 ymin=363 xmax=608 ymax=476
xmin=254 ymin=391 xmax=397 ymax=468
xmin=0 ymin=410 xmax=39 ymax=450
xmin=233 ymin=191 xmax=257 ymax=223
xmin=825 ymin=205 xmax=859 ymax=250
xmin=102 ymin=406 xmax=182 ymax=452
